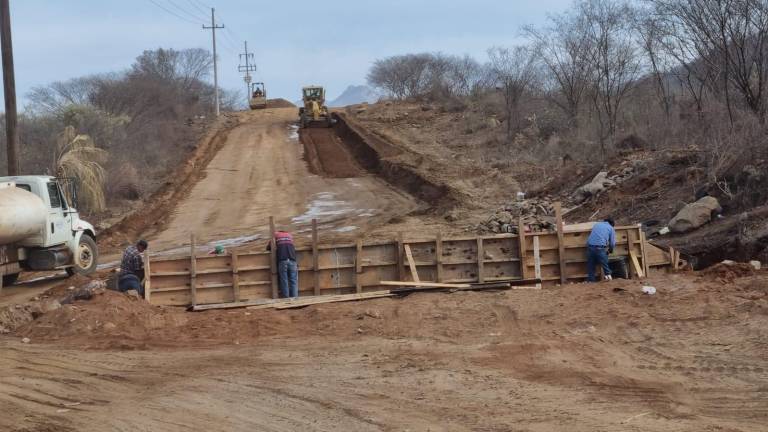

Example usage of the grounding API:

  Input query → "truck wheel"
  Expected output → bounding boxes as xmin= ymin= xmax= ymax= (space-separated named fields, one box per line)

xmin=2 ymin=273 xmax=19 ymax=286
xmin=66 ymin=235 xmax=98 ymax=276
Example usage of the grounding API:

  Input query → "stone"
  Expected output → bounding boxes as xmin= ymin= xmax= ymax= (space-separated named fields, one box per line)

xmin=103 ymin=322 xmax=117 ymax=331
xmin=125 ymin=290 xmax=141 ymax=300
xmin=668 ymin=196 xmax=722 ymax=233
xmin=21 ymin=337 xmax=30 ymax=344
xmin=574 ymin=172 xmax=615 ymax=202
xmin=750 ymin=260 xmax=762 ymax=270
xmin=41 ymin=300 xmax=61 ymax=313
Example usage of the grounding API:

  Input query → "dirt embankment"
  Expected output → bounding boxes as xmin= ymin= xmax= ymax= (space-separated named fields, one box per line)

xmin=97 ymin=113 xmax=242 ymax=250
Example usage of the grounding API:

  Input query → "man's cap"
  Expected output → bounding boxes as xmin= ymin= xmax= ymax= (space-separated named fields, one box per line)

xmin=604 ymin=217 xmax=615 ymax=227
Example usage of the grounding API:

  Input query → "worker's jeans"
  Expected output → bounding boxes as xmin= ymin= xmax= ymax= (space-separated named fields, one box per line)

xmin=278 ymin=259 xmax=299 ymax=298
xmin=586 ymin=246 xmax=611 ymax=282
xmin=117 ymin=274 xmax=144 ymax=297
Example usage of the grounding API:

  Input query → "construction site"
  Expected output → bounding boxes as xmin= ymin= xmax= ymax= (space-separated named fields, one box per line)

xmin=2 ymin=1 xmax=768 ymax=431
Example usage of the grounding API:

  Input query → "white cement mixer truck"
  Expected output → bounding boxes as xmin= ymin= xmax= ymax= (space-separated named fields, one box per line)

xmin=0 ymin=176 xmax=98 ymax=289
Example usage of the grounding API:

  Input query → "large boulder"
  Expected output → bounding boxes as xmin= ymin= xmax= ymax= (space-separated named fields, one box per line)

xmin=573 ymin=172 xmax=615 ymax=202
xmin=668 ymin=196 xmax=722 ymax=233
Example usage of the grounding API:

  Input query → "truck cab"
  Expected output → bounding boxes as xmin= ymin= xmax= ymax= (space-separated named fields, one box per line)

xmin=0 ymin=176 xmax=98 ymax=287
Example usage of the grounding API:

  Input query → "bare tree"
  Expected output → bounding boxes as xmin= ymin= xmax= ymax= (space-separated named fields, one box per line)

xmin=580 ymin=0 xmax=642 ymax=153
xmin=649 ymin=0 xmax=768 ymax=123
xmin=634 ymin=7 xmax=676 ymax=117
xmin=525 ymin=10 xmax=595 ymax=127
xmin=487 ymin=46 xmax=539 ymax=138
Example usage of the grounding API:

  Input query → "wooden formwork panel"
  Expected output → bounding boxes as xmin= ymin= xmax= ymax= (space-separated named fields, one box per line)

xmin=146 ymin=220 xmax=657 ymax=306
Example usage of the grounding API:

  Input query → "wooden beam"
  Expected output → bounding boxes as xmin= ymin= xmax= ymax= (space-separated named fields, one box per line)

xmin=403 ymin=243 xmax=420 ymax=282
xmin=629 ymin=250 xmax=645 ymax=278
xmin=312 ymin=219 xmax=320 ymax=296
xmin=477 ymin=237 xmax=485 ymax=283
xmin=396 ymin=232 xmax=404 ymax=281
xmin=143 ymin=250 xmax=151 ymax=302
xmin=639 ymin=230 xmax=650 ymax=276
xmin=518 ymin=218 xmax=528 ymax=280
xmin=554 ymin=202 xmax=567 ymax=285
xmin=435 ymin=231 xmax=444 ymax=282
xmin=269 ymin=216 xmax=278 ymax=298
xmin=193 ymin=291 xmax=393 ymax=312
xmin=231 ymin=252 xmax=240 ymax=302
xmin=627 ymin=229 xmax=639 ymax=279
xmin=380 ymin=281 xmax=471 ymax=288
xmin=668 ymin=246 xmax=676 ymax=271
xmin=533 ymin=235 xmax=542 ymax=289
xmin=355 ymin=239 xmax=363 ymax=293
xmin=275 ymin=291 xmax=393 ymax=309
xmin=190 ymin=234 xmax=197 ymax=307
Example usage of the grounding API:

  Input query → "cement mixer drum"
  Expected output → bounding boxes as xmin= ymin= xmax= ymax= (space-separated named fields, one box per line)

xmin=0 ymin=183 xmax=47 ymax=244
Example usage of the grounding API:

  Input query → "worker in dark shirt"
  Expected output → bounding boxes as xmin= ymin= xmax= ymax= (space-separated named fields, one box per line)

xmin=267 ymin=231 xmax=298 ymax=298
xmin=118 ymin=240 xmax=148 ymax=296
xmin=586 ymin=218 xmax=616 ymax=282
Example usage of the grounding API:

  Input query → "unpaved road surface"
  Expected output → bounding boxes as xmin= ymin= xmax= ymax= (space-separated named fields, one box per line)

xmin=3 ymin=271 xmax=768 ymax=431
xmin=148 ymin=108 xmax=418 ymax=252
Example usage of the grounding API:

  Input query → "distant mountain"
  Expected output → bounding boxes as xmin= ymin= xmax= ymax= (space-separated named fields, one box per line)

xmin=329 ymin=85 xmax=380 ymax=107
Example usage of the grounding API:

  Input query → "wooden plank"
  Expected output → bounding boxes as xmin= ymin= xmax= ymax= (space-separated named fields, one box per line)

xmin=629 ymin=250 xmax=645 ymax=278
xmin=275 ymin=292 xmax=394 ymax=309
xmin=518 ymin=218 xmax=528 ymax=280
xmin=669 ymin=246 xmax=676 ymax=271
xmin=639 ymin=230 xmax=650 ymax=276
xmin=190 ymin=234 xmax=197 ymax=307
xmin=312 ymin=219 xmax=320 ymax=296
xmin=269 ymin=216 xmax=278 ymax=298
xmin=626 ymin=229 xmax=639 ymax=279
xmin=403 ymin=243 xmax=420 ymax=282
xmin=380 ymin=281 xmax=471 ymax=288
xmin=396 ymin=232 xmax=404 ymax=281
xmin=554 ymin=202 xmax=567 ymax=285
xmin=477 ymin=237 xmax=485 ymax=283
xmin=435 ymin=232 xmax=444 ymax=282
xmin=533 ymin=235 xmax=542 ymax=289
xmin=231 ymin=252 xmax=240 ymax=302
xmin=355 ymin=239 xmax=363 ymax=293
xmin=143 ymin=250 xmax=151 ymax=302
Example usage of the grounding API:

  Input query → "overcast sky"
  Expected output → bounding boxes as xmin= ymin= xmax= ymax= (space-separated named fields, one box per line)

xmin=2 ymin=0 xmax=573 ymax=108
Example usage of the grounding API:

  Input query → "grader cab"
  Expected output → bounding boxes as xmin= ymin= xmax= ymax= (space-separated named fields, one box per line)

xmin=249 ymin=82 xmax=267 ymax=110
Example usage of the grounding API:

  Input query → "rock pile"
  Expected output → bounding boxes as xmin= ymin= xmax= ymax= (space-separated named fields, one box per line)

xmin=478 ymin=198 xmax=556 ymax=233
xmin=572 ymin=161 xmax=640 ymax=203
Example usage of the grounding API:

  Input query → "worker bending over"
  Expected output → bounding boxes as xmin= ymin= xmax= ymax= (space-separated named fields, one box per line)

xmin=268 ymin=231 xmax=299 ymax=298
xmin=118 ymin=239 xmax=148 ymax=296
xmin=586 ymin=218 xmax=616 ymax=282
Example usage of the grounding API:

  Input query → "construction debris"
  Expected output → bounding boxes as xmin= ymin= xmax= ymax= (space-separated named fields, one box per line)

xmin=478 ymin=197 xmax=556 ymax=233
xmin=668 ymin=196 xmax=722 ymax=233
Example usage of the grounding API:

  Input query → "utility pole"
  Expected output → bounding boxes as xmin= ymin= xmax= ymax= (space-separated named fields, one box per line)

xmin=238 ymin=41 xmax=257 ymax=100
xmin=1 ymin=0 xmax=19 ymax=175
xmin=202 ymin=8 xmax=224 ymax=117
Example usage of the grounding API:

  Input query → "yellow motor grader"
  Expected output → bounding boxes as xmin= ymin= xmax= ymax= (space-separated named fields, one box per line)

xmin=298 ymin=86 xmax=333 ymax=128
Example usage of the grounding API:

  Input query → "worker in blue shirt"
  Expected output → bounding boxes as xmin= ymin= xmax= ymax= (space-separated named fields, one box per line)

xmin=586 ymin=218 xmax=616 ymax=282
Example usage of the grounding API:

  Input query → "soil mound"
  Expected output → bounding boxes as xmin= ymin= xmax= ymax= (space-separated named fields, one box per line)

xmin=699 ymin=261 xmax=756 ymax=283
xmin=267 ymin=98 xmax=295 ymax=108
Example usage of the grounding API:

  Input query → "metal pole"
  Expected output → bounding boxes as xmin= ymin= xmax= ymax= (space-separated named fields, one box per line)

xmin=1 ymin=0 xmax=19 ymax=175
xmin=244 ymin=41 xmax=250 ymax=97
xmin=203 ymin=8 xmax=223 ymax=117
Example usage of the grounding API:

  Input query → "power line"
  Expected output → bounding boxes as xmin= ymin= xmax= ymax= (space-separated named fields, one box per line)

xmin=164 ymin=0 xmax=208 ymax=23
xmin=185 ymin=0 xmax=208 ymax=16
xmin=189 ymin=0 xmax=210 ymax=13
xmin=147 ymin=0 xmax=203 ymax=25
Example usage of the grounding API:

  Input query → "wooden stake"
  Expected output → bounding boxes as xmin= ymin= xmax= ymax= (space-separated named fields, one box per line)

xmin=190 ymin=234 xmax=197 ymax=307
xmin=355 ymin=239 xmax=363 ymax=293
xmin=143 ymin=250 xmax=151 ymax=302
xmin=627 ymin=229 xmax=639 ymax=279
xmin=668 ymin=246 xmax=675 ymax=271
xmin=518 ymin=218 xmax=528 ymax=279
xmin=477 ymin=237 xmax=485 ymax=283
xmin=435 ymin=232 xmax=444 ymax=282
xmin=533 ymin=235 xmax=542 ymax=289
xmin=231 ymin=252 xmax=240 ymax=302
xmin=269 ymin=216 xmax=278 ymax=298
xmin=312 ymin=219 xmax=320 ymax=296
xmin=403 ymin=243 xmax=420 ymax=282
xmin=639 ymin=229 xmax=650 ymax=277
xmin=554 ymin=202 xmax=567 ymax=285
xmin=629 ymin=250 xmax=645 ymax=278
xmin=396 ymin=232 xmax=404 ymax=281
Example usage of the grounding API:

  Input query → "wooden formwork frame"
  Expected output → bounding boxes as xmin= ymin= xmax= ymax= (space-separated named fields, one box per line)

xmin=146 ymin=210 xmax=675 ymax=307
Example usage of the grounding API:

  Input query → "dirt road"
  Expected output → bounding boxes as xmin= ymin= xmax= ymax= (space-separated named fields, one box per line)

xmin=147 ymin=108 xmax=418 ymax=252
